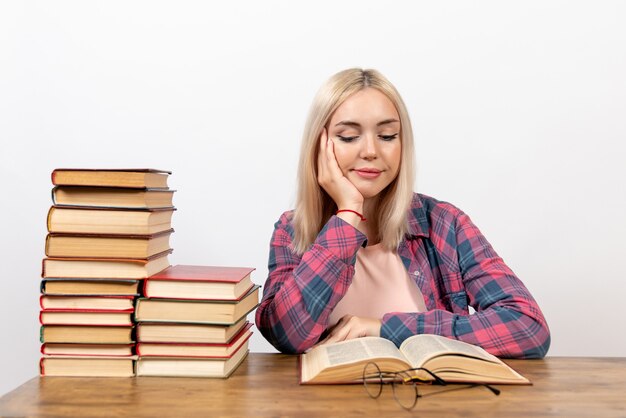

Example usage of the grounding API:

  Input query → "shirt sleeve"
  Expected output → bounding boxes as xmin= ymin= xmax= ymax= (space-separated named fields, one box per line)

xmin=255 ymin=212 xmax=367 ymax=353
xmin=380 ymin=210 xmax=551 ymax=359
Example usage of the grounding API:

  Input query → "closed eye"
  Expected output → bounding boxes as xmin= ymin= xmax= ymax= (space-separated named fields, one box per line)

xmin=379 ymin=133 xmax=398 ymax=141
xmin=337 ymin=135 xmax=358 ymax=142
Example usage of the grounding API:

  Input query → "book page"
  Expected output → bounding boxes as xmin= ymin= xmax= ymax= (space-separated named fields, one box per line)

xmin=324 ymin=337 xmax=406 ymax=366
xmin=400 ymin=335 xmax=499 ymax=368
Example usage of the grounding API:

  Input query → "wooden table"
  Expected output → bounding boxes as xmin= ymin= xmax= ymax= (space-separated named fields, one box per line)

xmin=1 ymin=354 xmax=625 ymax=417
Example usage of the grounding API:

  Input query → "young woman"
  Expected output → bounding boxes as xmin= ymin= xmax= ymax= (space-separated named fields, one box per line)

xmin=255 ymin=68 xmax=550 ymax=358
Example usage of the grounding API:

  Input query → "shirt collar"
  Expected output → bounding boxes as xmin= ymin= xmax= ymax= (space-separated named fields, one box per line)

xmin=406 ymin=193 xmax=430 ymax=238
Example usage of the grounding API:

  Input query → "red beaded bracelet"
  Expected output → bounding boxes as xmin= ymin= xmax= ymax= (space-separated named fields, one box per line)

xmin=336 ymin=209 xmax=366 ymax=221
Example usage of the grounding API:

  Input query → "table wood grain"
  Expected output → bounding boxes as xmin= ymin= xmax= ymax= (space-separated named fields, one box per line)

xmin=1 ymin=354 xmax=625 ymax=417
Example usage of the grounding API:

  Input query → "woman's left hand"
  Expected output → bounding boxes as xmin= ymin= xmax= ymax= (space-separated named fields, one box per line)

xmin=313 ymin=315 xmax=382 ymax=347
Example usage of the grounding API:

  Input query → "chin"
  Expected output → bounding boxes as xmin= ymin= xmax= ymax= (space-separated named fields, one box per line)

xmin=357 ymin=187 xmax=384 ymax=200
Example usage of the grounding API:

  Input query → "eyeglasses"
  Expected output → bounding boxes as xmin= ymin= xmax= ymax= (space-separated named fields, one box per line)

xmin=362 ymin=362 xmax=501 ymax=410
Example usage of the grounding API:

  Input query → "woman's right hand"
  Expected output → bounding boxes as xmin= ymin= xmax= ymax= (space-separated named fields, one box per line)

xmin=317 ymin=128 xmax=364 ymax=220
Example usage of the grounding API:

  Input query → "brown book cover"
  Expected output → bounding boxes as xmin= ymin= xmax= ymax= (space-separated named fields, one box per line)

xmin=41 ymin=249 xmax=172 ymax=279
xmin=51 ymin=168 xmax=171 ymax=189
xmin=45 ymin=229 xmax=174 ymax=258
xmin=51 ymin=186 xmax=175 ymax=209
xmin=47 ymin=205 xmax=175 ymax=235
xmin=41 ymin=279 xmax=140 ymax=296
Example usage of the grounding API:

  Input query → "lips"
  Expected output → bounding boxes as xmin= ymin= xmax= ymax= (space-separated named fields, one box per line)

xmin=353 ymin=168 xmax=382 ymax=179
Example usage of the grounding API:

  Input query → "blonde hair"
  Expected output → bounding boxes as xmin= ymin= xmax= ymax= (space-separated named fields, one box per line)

xmin=292 ymin=68 xmax=415 ymax=255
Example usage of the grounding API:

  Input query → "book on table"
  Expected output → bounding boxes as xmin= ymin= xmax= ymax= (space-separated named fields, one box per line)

xmin=41 ymin=250 xmax=171 ymax=279
xmin=40 ymin=325 xmax=134 ymax=344
xmin=135 ymin=285 xmax=260 ymax=325
xmin=40 ymin=356 xmax=136 ymax=377
xmin=52 ymin=168 xmax=171 ymax=188
xmin=40 ymin=295 xmax=135 ymax=310
xmin=41 ymin=279 xmax=140 ymax=296
xmin=40 ymin=309 xmax=134 ymax=326
xmin=40 ymin=168 xmax=175 ymax=379
xmin=52 ymin=186 xmax=175 ymax=209
xmin=136 ymin=323 xmax=252 ymax=358
xmin=45 ymin=229 xmax=173 ymax=258
xmin=41 ymin=343 xmax=134 ymax=357
xmin=300 ymin=334 xmax=530 ymax=385
xmin=47 ymin=206 xmax=175 ymax=235
xmin=144 ymin=264 xmax=255 ymax=300
xmin=135 ymin=338 xmax=250 ymax=378
xmin=137 ymin=318 xmax=249 ymax=344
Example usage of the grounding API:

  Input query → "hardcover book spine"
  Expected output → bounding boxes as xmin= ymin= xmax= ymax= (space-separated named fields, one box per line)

xmin=46 ymin=207 xmax=54 ymax=233
xmin=142 ymin=280 xmax=150 ymax=298
xmin=39 ymin=357 xmax=46 ymax=376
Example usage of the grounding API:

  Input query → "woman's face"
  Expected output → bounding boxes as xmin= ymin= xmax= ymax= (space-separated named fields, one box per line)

xmin=326 ymin=88 xmax=402 ymax=200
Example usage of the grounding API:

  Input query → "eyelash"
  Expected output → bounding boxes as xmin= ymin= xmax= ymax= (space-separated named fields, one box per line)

xmin=337 ymin=134 xmax=399 ymax=143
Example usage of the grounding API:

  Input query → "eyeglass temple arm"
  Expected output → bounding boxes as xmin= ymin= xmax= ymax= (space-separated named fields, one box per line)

xmin=483 ymin=384 xmax=501 ymax=396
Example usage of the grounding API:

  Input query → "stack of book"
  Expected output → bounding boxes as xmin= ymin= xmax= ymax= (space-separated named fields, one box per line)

xmin=39 ymin=168 xmax=175 ymax=377
xmin=134 ymin=265 xmax=259 ymax=378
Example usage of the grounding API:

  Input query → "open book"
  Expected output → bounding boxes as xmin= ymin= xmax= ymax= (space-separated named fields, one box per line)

xmin=301 ymin=334 xmax=530 ymax=385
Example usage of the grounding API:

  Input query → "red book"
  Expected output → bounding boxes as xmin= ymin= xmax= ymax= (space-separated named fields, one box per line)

xmin=144 ymin=264 xmax=255 ymax=300
xmin=40 ymin=295 xmax=135 ymax=311
xmin=41 ymin=343 xmax=135 ymax=357
xmin=136 ymin=323 xmax=253 ymax=358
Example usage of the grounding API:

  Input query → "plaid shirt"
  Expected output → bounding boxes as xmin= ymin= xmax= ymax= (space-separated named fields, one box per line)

xmin=255 ymin=193 xmax=551 ymax=358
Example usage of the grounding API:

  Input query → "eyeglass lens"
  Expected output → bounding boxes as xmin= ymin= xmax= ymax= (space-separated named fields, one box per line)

xmin=392 ymin=370 xmax=419 ymax=410
xmin=363 ymin=362 xmax=383 ymax=399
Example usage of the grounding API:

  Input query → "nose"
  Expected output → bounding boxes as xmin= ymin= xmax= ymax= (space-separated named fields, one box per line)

xmin=360 ymin=133 xmax=377 ymax=160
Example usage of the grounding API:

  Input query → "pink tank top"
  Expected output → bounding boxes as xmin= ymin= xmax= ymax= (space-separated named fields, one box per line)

xmin=328 ymin=243 xmax=427 ymax=326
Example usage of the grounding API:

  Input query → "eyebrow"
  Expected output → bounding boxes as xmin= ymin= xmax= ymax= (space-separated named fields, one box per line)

xmin=334 ymin=118 xmax=400 ymax=127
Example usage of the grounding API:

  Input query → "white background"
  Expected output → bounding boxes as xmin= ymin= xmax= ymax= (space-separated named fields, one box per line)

xmin=1 ymin=1 xmax=625 ymax=396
